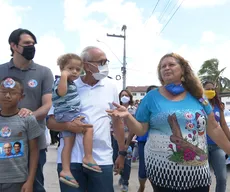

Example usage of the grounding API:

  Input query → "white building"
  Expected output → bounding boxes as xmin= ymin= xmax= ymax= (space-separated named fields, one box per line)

xmin=221 ymin=96 xmax=230 ymax=110
xmin=126 ymin=86 xmax=150 ymax=101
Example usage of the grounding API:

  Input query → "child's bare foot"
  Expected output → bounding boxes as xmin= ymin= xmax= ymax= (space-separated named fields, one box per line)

xmin=83 ymin=156 xmax=102 ymax=173
xmin=59 ymin=170 xmax=79 ymax=188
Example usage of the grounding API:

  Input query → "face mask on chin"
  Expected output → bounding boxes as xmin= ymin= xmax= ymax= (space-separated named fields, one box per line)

xmin=88 ymin=63 xmax=109 ymax=80
xmin=165 ymin=83 xmax=185 ymax=95
xmin=17 ymin=45 xmax=36 ymax=60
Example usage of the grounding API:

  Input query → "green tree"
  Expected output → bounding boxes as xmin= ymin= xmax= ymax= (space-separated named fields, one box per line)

xmin=198 ymin=58 xmax=230 ymax=92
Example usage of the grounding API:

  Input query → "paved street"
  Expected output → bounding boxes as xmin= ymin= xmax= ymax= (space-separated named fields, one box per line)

xmin=44 ymin=145 xmax=230 ymax=192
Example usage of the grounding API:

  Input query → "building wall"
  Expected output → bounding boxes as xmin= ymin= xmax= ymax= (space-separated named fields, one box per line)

xmin=132 ymin=92 xmax=146 ymax=101
xmin=221 ymin=97 xmax=230 ymax=110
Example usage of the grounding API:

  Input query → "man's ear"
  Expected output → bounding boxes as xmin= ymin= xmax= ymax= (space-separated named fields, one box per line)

xmin=10 ymin=43 xmax=17 ymax=51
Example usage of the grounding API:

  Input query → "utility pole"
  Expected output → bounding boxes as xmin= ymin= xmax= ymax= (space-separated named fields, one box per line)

xmin=107 ymin=25 xmax=127 ymax=89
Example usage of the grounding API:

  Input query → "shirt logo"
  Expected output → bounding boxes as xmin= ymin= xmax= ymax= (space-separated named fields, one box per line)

xmin=0 ymin=126 xmax=11 ymax=138
xmin=2 ymin=78 xmax=16 ymax=88
xmin=28 ymin=79 xmax=38 ymax=88
xmin=215 ymin=111 xmax=220 ymax=117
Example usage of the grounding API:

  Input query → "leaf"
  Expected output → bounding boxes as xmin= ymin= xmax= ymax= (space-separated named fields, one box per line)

xmin=168 ymin=151 xmax=184 ymax=163
xmin=198 ymin=58 xmax=230 ymax=92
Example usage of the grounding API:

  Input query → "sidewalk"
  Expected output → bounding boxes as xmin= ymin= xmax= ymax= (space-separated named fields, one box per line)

xmin=44 ymin=145 xmax=230 ymax=192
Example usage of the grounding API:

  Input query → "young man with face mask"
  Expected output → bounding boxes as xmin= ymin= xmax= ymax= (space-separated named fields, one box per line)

xmin=0 ymin=28 xmax=54 ymax=192
xmin=47 ymin=46 xmax=126 ymax=192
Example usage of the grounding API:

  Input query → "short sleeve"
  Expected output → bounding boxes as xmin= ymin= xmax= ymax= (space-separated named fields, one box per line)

xmin=48 ymin=105 xmax=54 ymax=116
xmin=25 ymin=115 xmax=44 ymax=140
xmin=201 ymin=96 xmax=212 ymax=115
xmin=135 ymin=94 xmax=151 ymax=123
xmin=203 ymin=102 xmax=212 ymax=115
xmin=42 ymin=67 xmax=54 ymax=95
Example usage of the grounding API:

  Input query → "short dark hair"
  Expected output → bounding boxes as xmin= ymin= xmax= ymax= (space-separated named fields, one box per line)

xmin=57 ymin=53 xmax=82 ymax=70
xmin=0 ymin=76 xmax=24 ymax=93
xmin=13 ymin=141 xmax=21 ymax=148
xmin=146 ymin=85 xmax=158 ymax=93
xmin=8 ymin=28 xmax=37 ymax=56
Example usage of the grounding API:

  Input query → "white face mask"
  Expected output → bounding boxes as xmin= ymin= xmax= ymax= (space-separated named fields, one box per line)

xmin=121 ymin=96 xmax=130 ymax=104
xmin=88 ymin=63 xmax=109 ymax=80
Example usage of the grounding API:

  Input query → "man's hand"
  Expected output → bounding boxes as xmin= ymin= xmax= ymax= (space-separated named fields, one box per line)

xmin=18 ymin=108 xmax=33 ymax=118
xmin=114 ymin=155 xmax=125 ymax=175
xmin=21 ymin=181 xmax=33 ymax=192
xmin=68 ymin=116 xmax=93 ymax=134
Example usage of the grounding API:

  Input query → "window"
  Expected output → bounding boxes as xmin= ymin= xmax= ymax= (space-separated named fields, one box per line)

xmin=132 ymin=92 xmax=137 ymax=96
xmin=140 ymin=92 xmax=145 ymax=96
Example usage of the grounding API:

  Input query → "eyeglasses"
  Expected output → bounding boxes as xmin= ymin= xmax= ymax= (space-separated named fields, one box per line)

xmin=0 ymin=90 xmax=22 ymax=96
xmin=4 ymin=147 xmax=12 ymax=149
xmin=86 ymin=59 xmax=109 ymax=66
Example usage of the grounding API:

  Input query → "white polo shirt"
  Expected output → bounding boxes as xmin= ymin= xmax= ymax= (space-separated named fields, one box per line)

xmin=49 ymin=77 xmax=119 ymax=165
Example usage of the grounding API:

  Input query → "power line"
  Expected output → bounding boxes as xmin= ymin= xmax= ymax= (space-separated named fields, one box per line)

xmin=166 ymin=0 xmax=180 ymax=18
xmin=144 ymin=0 xmax=161 ymax=26
xmin=158 ymin=0 xmax=173 ymax=23
xmin=97 ymin=39 xmax=123 ymax=65
xmin=159 ymin=0 xmax=185 ymax=34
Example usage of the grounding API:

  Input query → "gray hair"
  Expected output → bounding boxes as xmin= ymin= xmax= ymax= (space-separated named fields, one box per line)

xmin=80 ymin=46 xmax=100 ymax=62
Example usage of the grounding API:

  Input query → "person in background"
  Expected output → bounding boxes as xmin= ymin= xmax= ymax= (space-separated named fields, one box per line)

xmin=221 ymin=102 xmax=230 ymax=116
xmin=203 ymin=81 xmax=230 ymax=192
xmin=50 ymin=130 xmax=59 ymax=145
xmin=112 ymin=89 xmax=136 ymax=192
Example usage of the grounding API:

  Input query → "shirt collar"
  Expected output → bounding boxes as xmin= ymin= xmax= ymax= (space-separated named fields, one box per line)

xmin=7 ymin=58 xmax=36 ymax=70
xmin=76 ymin=76 xmax=105 ymax=88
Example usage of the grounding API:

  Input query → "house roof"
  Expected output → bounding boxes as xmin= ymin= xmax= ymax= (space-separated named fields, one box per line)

xmin=126 ymin=86 xmax=150 ymax=93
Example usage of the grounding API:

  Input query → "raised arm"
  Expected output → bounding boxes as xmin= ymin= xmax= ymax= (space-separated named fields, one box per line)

xmin=107 ymin=103 xmax=149 ymax=136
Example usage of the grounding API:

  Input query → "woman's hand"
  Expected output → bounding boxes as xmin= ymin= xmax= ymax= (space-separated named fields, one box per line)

xmin=106 ymin=102 xmax=130 ymax=118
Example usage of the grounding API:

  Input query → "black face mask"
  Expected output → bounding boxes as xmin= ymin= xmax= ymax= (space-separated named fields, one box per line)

xmin=19 ymin=45 xmax=36 ymax=60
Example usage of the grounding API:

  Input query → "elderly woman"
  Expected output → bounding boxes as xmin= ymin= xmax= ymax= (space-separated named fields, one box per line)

xmin=107 ymin=53 xmax=230 ymax=192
